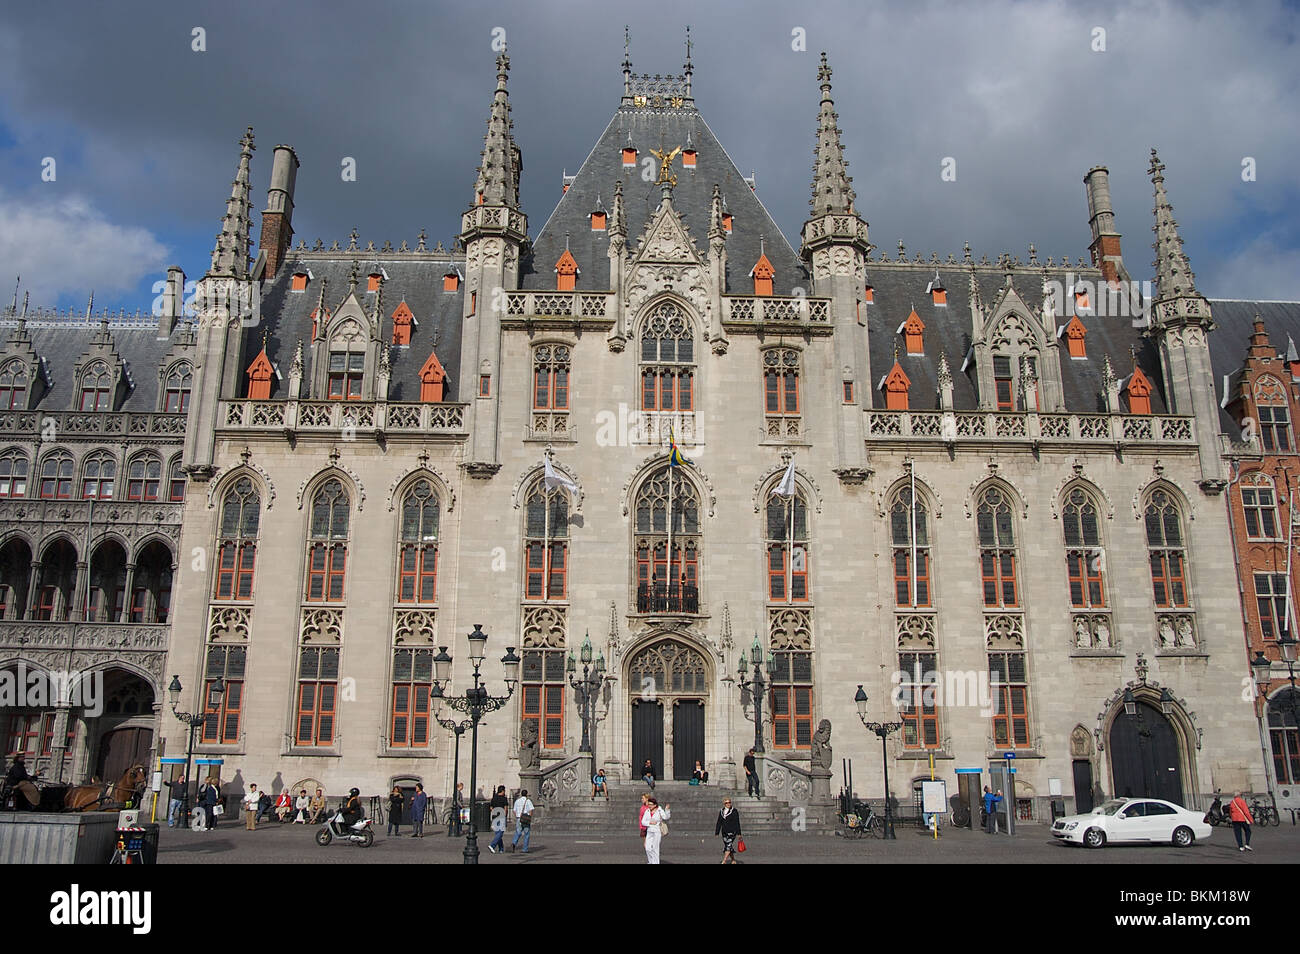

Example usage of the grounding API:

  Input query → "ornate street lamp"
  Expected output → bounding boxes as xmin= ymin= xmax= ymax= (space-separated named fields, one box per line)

xmin=854 ymin=685 xmax=902 ymax=840
xmin=736 ymin=635 xmax=773 ymax=756
xmin=567 ymin=632 xmax=608 ymax=759
xmin=168 ymin=674 xmax=224 ymax=826
xmin=431 ymin=681 xmax=472 ymax=837
xmin=432 ymin=625 xmax=519 ymax=864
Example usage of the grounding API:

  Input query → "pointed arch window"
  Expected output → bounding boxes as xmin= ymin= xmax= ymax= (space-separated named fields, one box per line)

xmin=1254 ymin=376 xmax=1293 ymax=452
xmin=533 ymin=345 xmax=571 ymax=410
xmin=640 ymin=302 xmax=694 ymax=412
xmin=326 ymin=322 xmax=366 ymax=401
xmin=1145 ymin=489 xmax=1190 ymax=608
xmin=0 ymin=361 xmax=28 ymax=410
xmin=163 ymin=363 xmax=192 ymax=413
xmin=38 ymin=451 xmax=73 ymax=500
xmin=766 ymin=491 xmax=809 ymax=602
xmin=78 ymin=360 xmax=113 ymax=411
xmin=305 ymin=479 xmax=350 ymax=601
xmin=524 ymin=479 xmax=569 ymax=600
xmin=890 ymin=486 xmax=931 ymax=607
xmin=168 ymin=457 xmax=186 ymax=502
xmin=80 ymin=451 xmax=116 ymax=500
xmin=215 ymin=477 xmax=260 ymax=600
xmin=0 ymin=449 xmax=28 ymax=498
xmin=763 ymin=348 xmax=800 ymax=417
xmin=397 ymin=480 xmax=439 ymax=604
xmin=1062 ymin=487 xmax=1106 ymax=608
xmin=1269 ymin=690 xmax=1300 ymax=784
xmin=126 ymin=453 xmax=162 ymax=502
xmin=977 ymin=486 xmax=1018 ymax=607
xmin=634 ymin=466 xmax=700 ymax=614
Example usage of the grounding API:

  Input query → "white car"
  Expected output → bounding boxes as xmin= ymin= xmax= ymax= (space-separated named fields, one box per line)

xmin=1051 ymin=797 xmax=1212 ymax=848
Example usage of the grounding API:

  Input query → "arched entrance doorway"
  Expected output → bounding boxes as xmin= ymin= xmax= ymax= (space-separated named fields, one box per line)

xmin=1109 ymin=701 xmax=1184 ymax=804
xmin=91 ymin=670 xmax=155 ymax=783
xmin=627 ymin=638 xmax=709 ymax=781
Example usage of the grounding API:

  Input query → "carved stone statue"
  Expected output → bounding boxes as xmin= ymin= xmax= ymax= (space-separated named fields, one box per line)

xmin=810 ymin=719 xmax=833 ymax=772
xmin=1176 ymin=618 xmax=1195 ymax=648
xmin=1074 ymin=618 xmax=1091 ymax=648
xmin=1096 ymin=619 xmax=1112 ymax=648
xmin=519 ymin=719 xmax=539 ymax=771
xmin=1158 ymin=618 xmax=1175 ymax=648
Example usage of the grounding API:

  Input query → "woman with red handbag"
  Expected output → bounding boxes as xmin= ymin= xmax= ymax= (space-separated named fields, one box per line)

xmin=715 ymin=797 xmax=743 ymax=864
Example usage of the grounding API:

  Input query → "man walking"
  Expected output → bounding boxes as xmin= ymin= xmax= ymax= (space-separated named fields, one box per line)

xmin=983 ymin=786 xmax=1002 ymax=834
xmin=743 ymin=748 xmax=760 ymax=797
xmin=164 ymin=774 xmax=186 ymax=828
xmin=511 ymin=788 xmax=535 ymax=854
xmin=410 ymin=783 xmax=427 ymax=838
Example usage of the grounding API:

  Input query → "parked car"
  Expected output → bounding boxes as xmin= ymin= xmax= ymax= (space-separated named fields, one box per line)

xmin=1051 ymin=797 xmax=1212 ymax=848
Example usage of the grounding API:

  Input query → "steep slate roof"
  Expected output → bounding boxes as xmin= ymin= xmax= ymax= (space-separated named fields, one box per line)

xmin=0 ymin=317 xmax=191 ymax=412
xmin=252 ymin=253 xmax=466 ymax=402
xmin=861 ymin=263 xmax=1167 ymax=413
xmin=521 ymin=105 xmax=806 ymax=295
xmin=1206 ymin=299 xmax=1300 ymax=431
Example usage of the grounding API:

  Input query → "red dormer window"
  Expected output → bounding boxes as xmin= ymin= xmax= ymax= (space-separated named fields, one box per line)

xmin=1065 ymin=315 xmax=1087 ymax=359
xmin=291 ymin=273 xmax=308 ymax=292
xmin=443 ymin=272 xmax=460 ymax=292
xmin=1074 ymin=290 xmax=1091 ymax=312
xmin=590 ymin=211 xmax=607 ymax=231
xmin=622 ymin=147 xmax=637 ymax=166
xmin=682 ymin=149 xmax=697 ymax=168
xmin=419 ymin=349 xmax=446 ymax=403
xmin=555 ymin=249 xmax=579 ymax=292
xmin=367 ymin=273 xmax=382 ymax=292
xmin=751 ymin=253 xmax=775 ymax=297
xmin=392 ymin=302 xmax=414 ymax=346
xmin=883 ymin=361 xmax=910 ymax=411
xmin=902 ymin=309 xmax=925 ymax=355
xmin=1126 ymin=366 xmax=1153 ymax=415
xmin=932 ymin=288 xmax=947 ymax=306
xmin=863 ymin=283 xmax=874 ymax=304
xmin=722 ymin=213 xmax=733 ymax=233
xmin=246 ymin=348 xmax=273 ymax=401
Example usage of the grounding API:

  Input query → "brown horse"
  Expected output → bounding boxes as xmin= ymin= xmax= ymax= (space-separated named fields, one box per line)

xmin=64 ymin=764 xmax=147 ymax=812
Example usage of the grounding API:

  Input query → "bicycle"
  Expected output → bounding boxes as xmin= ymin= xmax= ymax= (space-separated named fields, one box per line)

xmin=839 ymin=801 xmax=885 ymax=839
xmin=1250 ymin=798 xmax=1280 ymax=827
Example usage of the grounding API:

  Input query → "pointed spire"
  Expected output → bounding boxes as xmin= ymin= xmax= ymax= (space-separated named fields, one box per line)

xmin=209 ymin=126 xmax=256 ymax=278
xmin=610 ymin=179 xmax=626 ymax=237
xmin=1149 ymin=148 xmax=1198 ymax=299
xmin=808 ymin=52 xmax=855 ymax=217
xmin=936 ymin=351 xmax=953 ymax=391
xmin=471 ymin=48 xmax=520 ymax=209
xmin=622 ymin=25 xmax=633 ymax=102
xmin=290 ymin=338 xmax=303 ymax=377
xmin=683 ymin=25 xmax=693 ymax=99
xmin=709 ymin=184 xmax=726 ymax=241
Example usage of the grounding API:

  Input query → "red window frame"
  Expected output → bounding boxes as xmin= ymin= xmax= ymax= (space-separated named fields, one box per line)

xmin=295 ymin=682 xmax=337 ymax=746
xmin=327 ymin=353 xmax=364 ymax=400
xmin=981 ymin=551 xmax=1018 ymax=607
xmin=771 ymin=686 xmax=813 ymax=749
xmin=164 ymin=385 xmax=190 ymax=413
xmin=79 ymin=386 xmax=111 ymax=411
xmin=127 ymin=458 xmax=161 ymax=502
xmin=899 ymin=654 xmax=940 ymax=749
xmin=1149 ymin=551 xmax=1190 ymax=608
xmin=764 ymin=371 xmax=799 ymax=415
xmin=767 ymin=545 xmax=809 ymax=602
xmin=524 ymin=541 xmax=567 ymax=600
xmin=893 ymin=550 xmax=931 ymax=607
xmin=533 ymin=364 xmax=570 ymax=410
xmin=390 ymin=683 xmax=432 ymax=748
xmin=39 ymin=458 xmax=72 ymax=500
xmin=214 ymin=542 xmax=257 ymax=600
xmin=991 ymin=685 xmax=1030 ymax=747
xmin=305 ymin=543 xmax=347 ymax=601
xmin=34 ymin=585 xmax=58 ymax=621
xmin=0 ymin=454 xmax=28 ymax=498
xmin=168 ymin=462 xmax=186 ymax=502
xmin=201 ymin=679 xmax=242 ymax=744
xmin=0 ymin=383 xmax=26 ymax=410
xmin=641 ymin=370 xmax=693 ymax=411
xmin=522 ymin=648 xmax=566 ymax=749
xmin=1066 ymin=551 xmax=1106 ymax=608
xmin=397 ymin=544 xmax=438 ymax=603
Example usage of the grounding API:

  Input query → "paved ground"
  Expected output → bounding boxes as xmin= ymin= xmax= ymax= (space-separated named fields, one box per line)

xmin=155 ymin=817 xmax=1300 ymax=864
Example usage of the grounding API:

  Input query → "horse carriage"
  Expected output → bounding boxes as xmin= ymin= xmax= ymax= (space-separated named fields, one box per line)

xmin=1 ymin=764 xmax=147 ymax=813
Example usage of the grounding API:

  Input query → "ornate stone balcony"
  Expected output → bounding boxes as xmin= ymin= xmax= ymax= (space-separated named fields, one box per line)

xmin=865 ymin=410 xmax=1196 ymax=447
xmin=0 ymin=499 xmax=183 ymax=535
xmin=0 ymin=621 xmax=170 ymax=685
xmin=219 ymin=400 xmax=467 ymax=438
xmin=501 ymin=291 xmax=612 ymax=322
xmin=0 ymin=410 xmax=186 ymax=440
xmin=722 ymin=295 xmax=832 ymax=331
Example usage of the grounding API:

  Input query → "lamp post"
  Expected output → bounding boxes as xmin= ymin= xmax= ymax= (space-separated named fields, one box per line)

xmin=430 ymin=625 xmax=519 ymax=865
xmin=1254 ymin=632 xmax=1300 ymax=758
xmin=567 ymin=632 xmax=608 ymax=762
xmin=855 ymin=685 xmax=902 ymax=840
xmin=736 ymin=635 xmax=773 ymax=756
xmin=433 ymin=687 xmax=472 ymax=837
xmin=167 ymin=674 xmax=224 ymax=826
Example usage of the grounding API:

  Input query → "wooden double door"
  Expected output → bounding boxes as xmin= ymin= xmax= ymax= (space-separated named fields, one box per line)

xmin=631 ymin=698 xmax=705 ymax=781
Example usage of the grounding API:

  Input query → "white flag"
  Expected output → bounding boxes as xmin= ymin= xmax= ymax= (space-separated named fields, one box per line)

xmin=772 ymin=459 xmax=796 ymax=497
xmin=543 ymin=456 xmax=578 ymax=494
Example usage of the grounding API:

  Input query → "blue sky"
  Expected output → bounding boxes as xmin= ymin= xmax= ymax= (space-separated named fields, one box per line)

xmin=0 ymin=0 xmax=1296 ymax=312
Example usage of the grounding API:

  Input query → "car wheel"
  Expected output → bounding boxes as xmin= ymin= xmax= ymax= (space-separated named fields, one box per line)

xmin=1172 ymin=826 xmax=1194 ymax=847
xmin=1083 ymin=827 xmax=1105 ymax=849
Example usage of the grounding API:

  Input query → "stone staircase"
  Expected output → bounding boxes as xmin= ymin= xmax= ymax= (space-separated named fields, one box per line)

xmin=535 ymin=780 xmax=831 ymax=835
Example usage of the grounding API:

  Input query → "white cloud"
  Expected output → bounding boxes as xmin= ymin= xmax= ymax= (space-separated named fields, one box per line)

xmin=0 ymin=188 xmax=168 ymax=307
xmin=1201 ymin=231 xmax=1300 ymax=302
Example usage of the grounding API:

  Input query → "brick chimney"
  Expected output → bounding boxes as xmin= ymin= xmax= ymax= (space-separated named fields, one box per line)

xmin=259 ymin=144 xmax=299 ymax=278
xmin=1083 ymin=166 xmax=1126 ymax=286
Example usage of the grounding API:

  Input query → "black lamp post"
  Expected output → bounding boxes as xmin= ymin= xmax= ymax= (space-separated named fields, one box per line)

xmin=432 ymin=679 xmax=472 ymax=837
xmin=1254 ymin=633 xmax=1300 ymax=748
xmin=736 ymin=635 xmax=773 ymax=756
xmin=431 ymin=625 xmax=519 ymax=865
xmin=855 ymin=685 xmax=902 ymax=840
xmin=567 ymin=632 xmax=607 ymax=760
xmin=167 ymin=674 xmax=224 ymax=826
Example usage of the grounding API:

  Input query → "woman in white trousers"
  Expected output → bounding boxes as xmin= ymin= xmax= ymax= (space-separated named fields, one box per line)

xmin=643 ymin=797 xmax=671 ymax=864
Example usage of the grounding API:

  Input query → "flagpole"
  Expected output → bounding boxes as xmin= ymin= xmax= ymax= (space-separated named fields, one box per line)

xmin=667 ymin=457 xmax=674 ymax=608
xmin=910 ymin=465 xmax=917 ymax=607
xmin=787 ymin=470 xmax=794 ymax=603
xmin=543 ymin=477 xmax=551 ymax=602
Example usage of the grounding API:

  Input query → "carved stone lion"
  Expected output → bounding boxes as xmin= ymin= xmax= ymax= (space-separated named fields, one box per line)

xmin=810 ymin=719 xmax=833 ymax=771
xmin=519 ymin=719 xmax=539 ymax=771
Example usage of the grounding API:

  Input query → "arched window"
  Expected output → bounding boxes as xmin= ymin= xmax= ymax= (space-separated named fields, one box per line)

xmin=1240 ymin=473 xmax=1278 ymax=540
xmin=533 ymin=344 xmax=570 ymax=410
xmin=977 ymin=486 xmax=1018 ymax=607
xmin=327 ymin=322 xmax=366 ymax=400
xmin=163 ymin=362 xmax=192 ymax=413
xmin=766 ymin=491 xmax=809 ymax=602
xmin=305 ymin=479 xmax=350 ymax=601
xmin=215 ymin=478 xmax=260 ymax=600
xmin=131 ymin=540 xmax=173 ymax=623
xmin=524 ymin=479 xmax=569 ymax=600
xmin=78 ymin=360 xmax=113 ymax=411
xmin=890 ymin=486 xmax=930 ymax=607
xmin=763 ymin=348 xmax=800 ymax=417
xmin=1254 ymin=376 xmax=1293 ymax=452
xmin=80 ymin=451 xmax=116 ymax=500
xmin=126 ymin=453 xmax=162 ymax=502
xmin=639 ymin=302 xmax=694 ymax=413
xmin=1062 ymin=487 xmax=1106 ymax=608
xmin=1270 ymin=689 xmax=1300 ymax=784
xmin=397 ymin=480 xmax=439 ymax=604
xmin=1144 ymin=489 xmax=1190 ymax=608
xmin=167 ymin=457 xmax=186 ymax=502
xmin=37 ymin=451 xmax=73 ymax=500
xmin=988 ymin=314 xmax=1040 ymax=411
xmin=34 ymin=539 xmax=77 ymax=621
xmin=0 ymin=448 xmax=29 ymax=498
xmin=634 ymin=466 xmax=700 ymax=613
xmin=0 ymin=361 xmax=28 ymax=410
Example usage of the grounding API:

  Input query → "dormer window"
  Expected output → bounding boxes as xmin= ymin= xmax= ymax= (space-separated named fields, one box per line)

xmin=682 ymin=149 xmax=697 ymax=168
xmin=391 ymin=302 xmax=415 ymax=346
xmin=993 ymin=356 xmax=1014 ymax=411
xmin=722 ymin=213 xmax=733 ymax=233
xmin=882 ymin=360 xmax=910 ymax=411
xmin=443 ymin=271 xmax=460 ymax=292
xmin=328 ymin=350 xmax=365 ymax=400
xmin=246 ymin=348 xmax=273 ymax=401
xmin=163 ymin=362 xmax=192 ymax=412
xmin=590 ymin=211 xmax=607 ymax=231
xmin=1064 ymin=315 xmax=1087 ymax=359
xmin=291 ymin=273 xmax=309 ymax=292
xmin=367 ymin=273 xmax=382 ymax=293
xmin=622 ymin=147 xmax=637 ymax=167
xmin=0 ymin=361 xmax=28 ymax=411
xmin=751 ymin=253 xmax=775 ymax=297
xmin=863 ymin=282 xmax=874 ymax=304
xmin=419 ymin=349 xmax=446 ymax=403
xmin=900 ymin=309 xmax=925 ymax=355
xmin=932 ymin=288 xmax=947 ymax=306
xmin=79 ymin=361 xmax=113 ymax=411
xmin=1074 ymin=290 xmax=1091 ymax=312
xmin=555 ymin=249 xmax=579 ymax=292
xmin=1126 ymin=366 xmax=1152 ymax=415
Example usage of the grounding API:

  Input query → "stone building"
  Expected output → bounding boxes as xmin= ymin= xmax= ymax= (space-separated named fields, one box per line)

xmin=129 ymin=45 xmax=1275 ymax=821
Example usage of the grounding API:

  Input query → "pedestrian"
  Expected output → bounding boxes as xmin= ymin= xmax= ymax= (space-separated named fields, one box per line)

xmin=693 ymin=760 xmax=709 ymax=785
xmin=257 ymin=789 xmax=274 ymax=823
xmin=4 ymin=753 xmax=39 ymax=810
xmin=488 ymin=785 xmax=509 ymax=854
xmin=198 ymin=777 xmax=220 ymax=830
xmin=715 ymin=797 xmax=742 ymax=864
xmin=638 ymin=792 xmax=651 ymax=841
xmin=294 ymin=789 xmax=310 ymax=824
xmin=982 ymin=786 xmax=1003 ymax=834
xmin=641 ymin=758 xmax=656 ymax=789
xmin=309 ymin=788 xmax=326 ymax=824
xmin=1226 ymin=791 xmax=1254 ymax=852
xmin=743 ymin=748 xmax=760 ymax=797
xmin=452 ymin=781 xmax=465 ymax=835
xmin=591 ymin=768 xmax=609 ymax=800
xmin=388 ymin=785 xmax=404 ymax=836
xmin=511 ymin=788 xmax=535 ymax=853
xmin=410 ymin=783 xmax=427 ymax=838
xmin=643 ymin=796 xmax=671 ymax=864
xmin=243 ymin=783 xmax=260 ymax=831
xmin=275 ymin=788 xmax=293 ymax=822
xmin=164 ymin=774 xmax=186 ymax=827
